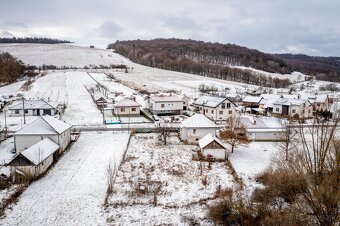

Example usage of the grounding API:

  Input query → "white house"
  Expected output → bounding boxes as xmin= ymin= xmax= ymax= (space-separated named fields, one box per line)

xmin=14 ymin=116 xmax=72 ymax=154
xmin=192 ymin=96 xmax=237 ymax=121
xmin=180 ymin=114 xmax=218 ymax=144
xmin=240 ymin=116 xmax=286 ymax=141
xmin=273 ymin=98 xmax=313 ymax=118
xmin=180 ymin=94 xmax=191 ymax=111
xmin=8 ymin=99 xmax=56 ymax=117
xmin=147 ymin=94 xmax=183 ymax=115
xmin=199 ymin=133 xmax=228 ymax=160
xmin=114 ymin=99 xmax=141 ymax=116
xmin=8 ymin=138 xmax=60 ymax=182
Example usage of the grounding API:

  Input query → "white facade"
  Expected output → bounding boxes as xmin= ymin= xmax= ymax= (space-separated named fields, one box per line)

xmin=148 ymin=95 xmax=183 ymax=115
xmin=9 ymin=108 xmax=56 ymax=117
xmin=273 ymin=99 xmax=313 ymax=118
xmin=192 ymin=96 xmax=237 ymax=121
xmin=180 ymin=127 xmax=217 ymax=144
xmin=15 ymin=129 xmax=70 ymax=154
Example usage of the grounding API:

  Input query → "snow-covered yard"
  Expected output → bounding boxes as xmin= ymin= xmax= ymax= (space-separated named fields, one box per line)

xmin=106 ymin=134 xmax=234 ymax=225
xmin=0 ymin=132 xmax=130 ymax=226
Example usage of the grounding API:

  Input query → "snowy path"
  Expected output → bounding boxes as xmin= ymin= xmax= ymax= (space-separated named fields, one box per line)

xmin=0 ymin=132 xmax=130 ymax=226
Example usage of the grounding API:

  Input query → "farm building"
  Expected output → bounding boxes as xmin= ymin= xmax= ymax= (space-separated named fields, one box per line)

xmin=8 ymin=99 xmax=56 ymax=117
xmin=180 ymin=114 xmax=218 ymax=144
xmin=198 ymin=133 xmax=228 ymax=160
xmin=146 ymin=94 xmax=183 ymax=115
xmin=14 ymin=116 xmax=72 ymax=154
xmin=114 ymin=99 xmax=141 ymax=116
xmin=8 ymin=138 xmax=60 ymax=183
xmin=240 ymin=116 xmax=286 ymax=141
xmin=192 ymin=95 xmax=237 ymax=121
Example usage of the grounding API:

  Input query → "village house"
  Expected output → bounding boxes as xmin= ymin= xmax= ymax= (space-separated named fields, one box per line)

xmin=114 ymin=99 xmax=141 ymax=116
xmin=192 ymin=95 xmax=237 ymax=121
xmin=180 ymin=94 xmax=191 ymax=111
xmin=272 ymin=98 xmax=313 ymax=118
xmin=241 ymin=96 xmax=264 ymax=114
xmin=180 ymin=114 xmax=218 ymax=144
xmin=8 ymin=138 xmax=60 ymax=182
xmin=313 ymin=95 xmax=330 ymax=111
xmin=8 ymin=99 xmax=57 ymax=117
xmin=198 ymin=133 xmax=228 ymax=160
xmin=240 ymin=116 xmax=286 ymax=141
xmin=147 ymin=94 xmax=183 ymax=115
xmin=14 ymin=116 xmax=72 ymax=154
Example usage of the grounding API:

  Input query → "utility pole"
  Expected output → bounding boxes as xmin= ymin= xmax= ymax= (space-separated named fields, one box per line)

xmin=4 ymin=109 xmax=7 ymax=138
xmin=22 ymin=97 xmax=26 ymax=124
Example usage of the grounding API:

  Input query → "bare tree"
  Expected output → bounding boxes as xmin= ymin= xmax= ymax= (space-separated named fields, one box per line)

xmin=156 ymin=122 xmax=173 ymax=145
xmin=220 ymin=114 xmax=249 ymax=153
xmin=277 ymin=117 xmax=298 ymax=160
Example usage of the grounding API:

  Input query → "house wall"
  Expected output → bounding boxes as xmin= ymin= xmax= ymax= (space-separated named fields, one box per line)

xmin=180 ymin=127 xmax=216 ymax=144
xmin=59 ymin=129 xmax=71 ymax=153
xmin=193 ymin=100 xmax=235 ymax=121
xmin=150 ymin=100 xmax=183 ymax=115
xmin=11 ymin=155 xmax=54 ymax=182
xmin=202 ymin=148 xmax=227 ymax=160
xmin=115 ymin=106 xmax=140 ymax=115
xmin=273 ymin=103 xmax=313 ymax=118
xmin=9 ymin=108 xmax=56 ymax=117
xmin=247 ymin=131 xmax=285 ymax=141
xmin=15 ymin=134 xmax=59 ymax=153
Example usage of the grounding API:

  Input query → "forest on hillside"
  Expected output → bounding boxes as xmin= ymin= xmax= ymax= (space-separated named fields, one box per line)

xmin=108 ymin=39 xmax=340 ymax=84
xmin=0 ymin=37 xmax=72 ymax=44
xmin=275 ymin=54 xmax=340 ymax=82
xmin=108 ymin=39 xmax=292 ymax=88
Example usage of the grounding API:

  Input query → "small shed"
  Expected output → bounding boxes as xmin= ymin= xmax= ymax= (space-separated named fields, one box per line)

xmin=8 ymin=138 xmax=60 ymax=183
xmin=199 ymin=133 xmax=228 ymax=160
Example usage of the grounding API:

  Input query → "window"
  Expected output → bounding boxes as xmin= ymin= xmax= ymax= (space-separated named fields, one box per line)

xmin=193 ymin=129 xmax=196 ymax=134
xmin=221 ymin=103 xmax=225 ymax=109
xmin=292 ymin=109 xmax=296 ymax=113
xmin=229 ymin=110 xmax=232 ymax=114
xmin=227 ymin=103 xmax=231 ymax=109
xmin=161 ymin=104 xmax=165 ymax=108
xmin=15 ymin=110 xmax=19 ymax=114
xmin=219 ymin=110 xmax=223 ymax=114
xmin=211 ymin=110 xmax=214 ymax=114
xmin=132 ymin=108 xmax=136 ymax=112
xmin=275 ymin=108 xmax=279 ymax=112
xmin=24 ymin=110 xmax=28 ymax=113
xmin=205 ymin=109 xmax=208 ymax=113
xmin=121 ymin=108 xmax=125 ymax=112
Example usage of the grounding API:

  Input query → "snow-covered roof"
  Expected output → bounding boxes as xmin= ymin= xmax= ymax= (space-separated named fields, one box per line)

xmin=260 ymin=94 xmax=282 ymax=100
xmin=259 ymin=98 xmax=277 ymax=108
xmin=150 ymin=95 xmax=183 ymax=102
xmin=273 ymin=98 xmax=311 ymax=106
xmin=193 ymin=95 xmax=235 ymax=108
xmin=9 ymin=99 xmax=55 ymax=110
xmin=18 ymin=138 xmax=59 ymax=165
xmin=240 ymin=116 xmax=284 ymax=130
xmin=115 ymin=99 xmax=141 ymax=108
xmin=315 ymin=95 xmax=328 ymax=103
xmin=181 ymin=114 xmax=217 ymax=128
xmin=15 ymin=116 xmax=72 ymax=135
xmin=199 ymin=133 xmax=227 ymax=149
xmin=242 ymin=96 xmax=263 ymax=103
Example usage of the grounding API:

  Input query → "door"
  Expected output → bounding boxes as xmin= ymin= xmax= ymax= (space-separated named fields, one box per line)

xmin=282 ymin=105 xmax=289 ymax=115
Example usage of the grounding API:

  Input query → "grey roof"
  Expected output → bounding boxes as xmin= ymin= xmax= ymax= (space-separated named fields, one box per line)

xmin=9 ymin=99 xmax=55 ymax=110
xmin=242 ymin=96 xmax=263 ymax=103
xmin=15 ymin=116 xmax=72 ymax=135
xmin=193 ymin=95 xmax=236 ymax=108
xmin=115 ymin=99 xmax=141 ymax=108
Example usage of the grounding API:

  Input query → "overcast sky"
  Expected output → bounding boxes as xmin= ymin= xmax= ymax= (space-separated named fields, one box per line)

xmin=0 ymin=0 xmax=339 ymax=56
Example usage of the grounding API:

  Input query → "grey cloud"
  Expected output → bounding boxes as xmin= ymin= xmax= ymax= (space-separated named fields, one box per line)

xmin=97 ymin=21 xmax=124 ymax=38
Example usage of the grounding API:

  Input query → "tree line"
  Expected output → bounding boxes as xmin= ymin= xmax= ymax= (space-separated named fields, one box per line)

xmin=0 ymin=37 xmax=72 ymax=44
xmin=108 ymin=39 xmax=292 ymax=88
xmin=0 ymin=52 xmax=26 ymax=83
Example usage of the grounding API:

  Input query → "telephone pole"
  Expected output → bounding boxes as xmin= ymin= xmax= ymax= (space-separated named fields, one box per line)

xmin=22 ymin=97 xmax=26 ymax=124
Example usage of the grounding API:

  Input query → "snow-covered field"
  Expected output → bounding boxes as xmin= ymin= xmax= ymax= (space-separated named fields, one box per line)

xmin=0 ymin=44 xmax=129 ymax=67
xmin=106 ymin=134 xmax=233 ymax=225
xmin=0 ymin=132 xmax=130 ymax=226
